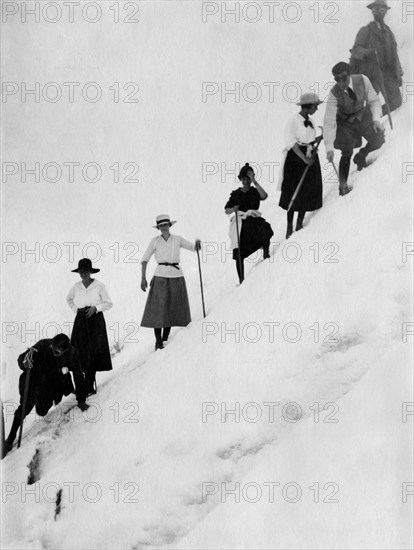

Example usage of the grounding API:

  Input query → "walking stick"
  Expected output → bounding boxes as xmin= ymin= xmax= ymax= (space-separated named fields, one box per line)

xmin=331 ymin=161 xmax=340 ymax=179
xmin=17 ymin=366 xmax=32 ymax=448
xmin=287 ymin=135 xmax=323 ymax=212
xmin=1 ymin=400 xmax=5 ymax=459
xmin=375 ymin=49 xmax=393 ymax=130
xmin=234 ymin=209 xmax=244 ymax=283
xmin=196 ymin=247 xmax=206 ymax=318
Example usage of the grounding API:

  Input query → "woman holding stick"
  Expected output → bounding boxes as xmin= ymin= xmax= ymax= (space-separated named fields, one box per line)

xmin=141 ymin=215 xmax=201 ymax=351
xmin=278 ymin=93 xmax=324 ymax=239
xmin=225 ymin=163 xmax=273 ymax=284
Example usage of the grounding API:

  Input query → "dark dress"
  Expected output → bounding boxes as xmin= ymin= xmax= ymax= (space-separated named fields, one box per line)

xmin=225 ymin=187 xmax=274 ymax=260
xmin=279 ymin=146 xmax=323 ymax=212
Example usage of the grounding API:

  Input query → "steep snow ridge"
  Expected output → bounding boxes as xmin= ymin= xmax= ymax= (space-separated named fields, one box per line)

xmin=175 ymin=111 xmax=414 ymax=548
xmin=3 ymin=104 xmax=412 ymax=549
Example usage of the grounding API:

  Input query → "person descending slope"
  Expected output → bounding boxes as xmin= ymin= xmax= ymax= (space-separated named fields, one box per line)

xmin=140 ymin=215 xmax=201 ymax=351
xmin=350 ymin=0 xmax=403 ymax=115
xmin=4 ymin=334 xmax=88 ymax=456
xmin=278 ymin=93 xmax=324 ymax=239
xmin=324 ymin=61 xmax=385 ymax=196
xmin=225 ymin=163 xmax=273 ymax=284
xmin=67 ymin=258 xmax=113 ymax=396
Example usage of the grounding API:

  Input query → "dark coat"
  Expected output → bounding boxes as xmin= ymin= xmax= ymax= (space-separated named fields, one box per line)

xmin=350 ymin=21 xmax=403 ymax=81
xmin=17 ymin=339 xmax=87 ymax=405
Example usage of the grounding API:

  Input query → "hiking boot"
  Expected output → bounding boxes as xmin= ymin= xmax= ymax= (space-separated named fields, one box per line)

xmin=339 ymin=184 xmax=352 ymax=196
xmin=4 ymin=439 xmax=14 ymax=456
xmin=155 ymin=340 xmax=164 ymax=351
xmin=353 ymin=152 xmax=367 ymax=171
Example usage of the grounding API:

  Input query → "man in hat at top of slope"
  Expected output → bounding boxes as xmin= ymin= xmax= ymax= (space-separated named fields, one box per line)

xmin=323 ymin=61 xmax=385 ymax=196
xmin=4 ymin=334 xmax=88 ymax=456
xmin=350 ymin=0 xmax=403 ymax=114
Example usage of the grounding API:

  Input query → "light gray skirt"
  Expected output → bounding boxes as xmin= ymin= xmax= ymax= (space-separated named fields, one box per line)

xmin=141 ymin=276 xmax=191 ymax=328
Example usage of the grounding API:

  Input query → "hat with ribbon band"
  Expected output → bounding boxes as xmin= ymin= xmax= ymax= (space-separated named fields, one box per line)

xmin=153 ymin=214 xmax=177 ymax=229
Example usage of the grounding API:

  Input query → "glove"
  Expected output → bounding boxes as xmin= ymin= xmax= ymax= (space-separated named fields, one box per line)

xmin=77 ymin=402 xmax=89 ymax=412
xmin=23 ymin=348 xmax=37 ymax=369
xmin=195 ymin=239 xmax=201 ymax=251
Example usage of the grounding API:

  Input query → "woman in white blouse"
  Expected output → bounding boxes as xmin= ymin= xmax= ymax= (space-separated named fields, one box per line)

xmin=141 ymin=214 xmax=201 ymax=351
xmin=278 ymin=92 xmax=324 ymax=239
xmin=67 ymin=258 xmax=113 ymax=395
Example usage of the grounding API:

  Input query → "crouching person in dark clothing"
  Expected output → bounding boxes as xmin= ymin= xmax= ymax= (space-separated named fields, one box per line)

xmin=4 ymin=334 xmax=88 ymax=455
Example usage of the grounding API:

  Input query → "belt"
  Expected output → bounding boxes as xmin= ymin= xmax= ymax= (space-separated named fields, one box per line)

xmin=158 ymin=262 xmax=180 ymax=270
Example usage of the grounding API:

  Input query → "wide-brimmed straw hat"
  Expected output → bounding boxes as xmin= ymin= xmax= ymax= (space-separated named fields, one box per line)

xmin=71 ymin=258 xmax=100 ymax=273
xmin=153 ymin=214 xmax=177 ymax=229
xmin=367 ymin=0 xmax=390 ymax=9
xmin=296 ymin=92 xmax=323 ymax=106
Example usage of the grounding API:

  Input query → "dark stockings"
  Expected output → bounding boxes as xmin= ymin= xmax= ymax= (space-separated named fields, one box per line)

xmin=234 ymin=250 xmax=244 ymax=284
xmin=339 ymin=155 xmax=351 ymax=186
xmin=286 ymin=210 xmax=306 ymax=238
xmin=154 ymin=327 xmax=171 ymax=344
xmin=85 ymin=371 xmax=97 ymax=395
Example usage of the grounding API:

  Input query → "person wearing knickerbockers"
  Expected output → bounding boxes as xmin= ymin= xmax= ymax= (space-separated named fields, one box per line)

xmin=323 ymin=61 xmax=384 ymax=195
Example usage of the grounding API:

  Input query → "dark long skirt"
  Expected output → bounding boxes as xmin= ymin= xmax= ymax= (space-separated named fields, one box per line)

xmin=71 ymin=310 xmax=112 ymax=373
xmin=141 ymin=276 xmax=191 ymax=328
xmin=279 ymin=147 xmax=323 ymax=212
xmin=232 ymin=216 xmax=274 ymax=260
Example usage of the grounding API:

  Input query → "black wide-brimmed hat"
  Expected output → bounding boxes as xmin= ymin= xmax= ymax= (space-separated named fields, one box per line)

xmin=71 ymin=258 xmax=100 ymax=273
xmin=367 ymin=0 xmax=390 ymax=9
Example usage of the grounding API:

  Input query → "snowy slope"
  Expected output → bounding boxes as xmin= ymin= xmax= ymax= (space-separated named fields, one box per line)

xmin=2 ymin=106 xmax=413 ymax=548
xmin=1 ymin=1 xmax=413 ymax=549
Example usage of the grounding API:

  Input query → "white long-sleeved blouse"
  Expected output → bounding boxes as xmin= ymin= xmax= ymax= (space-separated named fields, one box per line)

xmin=141 ymin=234 xmax=195 ymax=278
xmin=66 ymin=279 xmax=113 ymax=313
xmin=277 ymin=113 xmax=317 ymax=190
xmin=284 ymin=112 xmax=317 ymax=150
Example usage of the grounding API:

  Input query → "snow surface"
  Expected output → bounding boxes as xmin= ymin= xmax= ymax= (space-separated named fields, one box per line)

xmin=1 ymin=1 xmax=413 ymax=549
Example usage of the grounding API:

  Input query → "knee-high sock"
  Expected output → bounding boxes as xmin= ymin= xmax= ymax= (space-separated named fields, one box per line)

xmin=339 ymin=155 xmax=351 ymax=185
